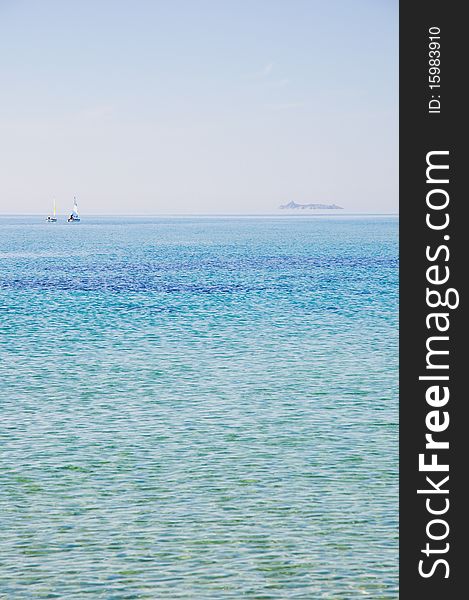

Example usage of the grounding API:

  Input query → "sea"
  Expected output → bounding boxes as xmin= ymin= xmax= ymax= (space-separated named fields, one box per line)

xmin=0 ymin=215 xmax=398 ymax=599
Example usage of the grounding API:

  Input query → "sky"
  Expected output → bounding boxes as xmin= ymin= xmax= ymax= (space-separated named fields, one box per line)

xmin=0 ymin=0 xmax=397 ymax=214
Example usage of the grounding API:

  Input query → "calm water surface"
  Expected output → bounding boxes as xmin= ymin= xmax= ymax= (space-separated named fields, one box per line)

xmin=0 ymin=216 xmax=398 ymax=599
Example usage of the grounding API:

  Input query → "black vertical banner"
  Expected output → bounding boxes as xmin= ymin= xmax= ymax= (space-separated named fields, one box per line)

xmin=400 ymin=1 xmax=466 ymax=597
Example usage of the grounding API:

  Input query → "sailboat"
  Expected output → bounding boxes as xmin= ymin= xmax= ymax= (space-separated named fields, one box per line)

xmin=67 ymin=197 xmax=81 ymax=222
xmin=46 ymin=199 xmax=57 ymax=222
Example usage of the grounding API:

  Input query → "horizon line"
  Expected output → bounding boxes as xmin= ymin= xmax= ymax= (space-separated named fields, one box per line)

xmin=0 ymin=211 xmax=399 ymax=217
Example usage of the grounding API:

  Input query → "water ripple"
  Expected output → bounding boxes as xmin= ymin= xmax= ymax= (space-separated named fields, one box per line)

xmin=0 ymin=216 xmax=398 ymax=598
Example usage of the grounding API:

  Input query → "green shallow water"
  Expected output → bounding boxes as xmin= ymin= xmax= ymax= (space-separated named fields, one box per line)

xmin=0 ymin=216 xmax=398 ymax=598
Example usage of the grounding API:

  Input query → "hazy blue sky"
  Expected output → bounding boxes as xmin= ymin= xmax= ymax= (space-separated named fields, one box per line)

xmin=0 ymin=0 xmax=397 ymax=214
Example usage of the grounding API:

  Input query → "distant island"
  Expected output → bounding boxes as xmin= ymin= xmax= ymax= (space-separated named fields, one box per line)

xmin=279 ymin=201 xmax=343 ymax=210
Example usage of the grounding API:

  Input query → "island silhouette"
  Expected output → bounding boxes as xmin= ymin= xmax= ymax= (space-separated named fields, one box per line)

xmin=280 ymin=201 xmax=343 ymax=210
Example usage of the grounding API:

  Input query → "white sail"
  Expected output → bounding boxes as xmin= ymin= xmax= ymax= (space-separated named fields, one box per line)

xmin=72 ymin=197 xmax=79 ymax=217
xmin=53 ymin=199 xmax=56 ymax=216
xmin=67 ymin=196 xmax=80 ymax=221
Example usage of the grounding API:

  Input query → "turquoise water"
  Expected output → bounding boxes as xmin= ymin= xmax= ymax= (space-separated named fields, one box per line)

xmin=0 ymin=216 xmax=398 ymax=599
